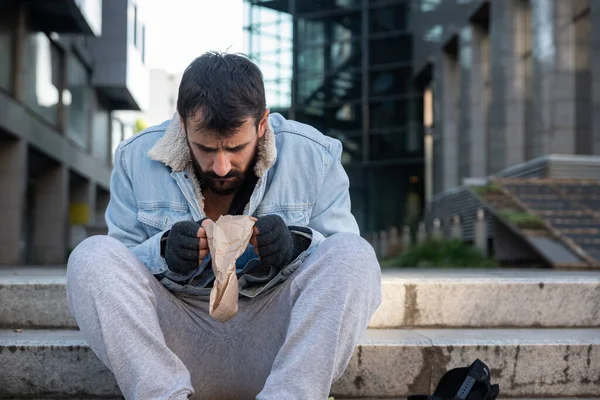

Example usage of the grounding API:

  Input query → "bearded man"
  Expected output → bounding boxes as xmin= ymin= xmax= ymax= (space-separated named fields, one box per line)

xmin=67 ymin=52 xmax=381 ymax=400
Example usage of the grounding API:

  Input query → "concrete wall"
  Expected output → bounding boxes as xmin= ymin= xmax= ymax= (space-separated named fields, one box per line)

xmin=88 ymin=0 xmax=148 ymax=111
xmin=415 ymin=0 xmax=600 ymax=195
xmin=411 ymin=0 xmax=487 ymax=74
xmin=145 ymin=69 xmax=182 ymax=127
xmin=488 ymin=0 xmax=528 ymax=174
xmin=458 ymin=23 xmax=489 ymax=181
xmin=0 ymin=0 xmax=148 ymax=264
xmin=592 ymin=1 xmax=600 ymax=154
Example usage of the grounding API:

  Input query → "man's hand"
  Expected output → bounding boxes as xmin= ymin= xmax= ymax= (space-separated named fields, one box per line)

xmin=250 ymin=214 xmax=295 ymax=269
xmin=164 ymin=219 xmax=211 ymax=275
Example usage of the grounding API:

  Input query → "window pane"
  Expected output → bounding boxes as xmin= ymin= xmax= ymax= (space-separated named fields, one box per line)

xmin=0 ymin=10 xmax=12 ymax=91
xmin=370 ymin=67 xmax=412 ymax=96
xmin=297 ymin=46 xmax=325 ymax=75
xmin=370 ymin=3 xmax=408 ymax=33
xmin=24 ymin=33 xmax=61 ymax=125
xmin=370 ymin=99 xmax=410 ymax=130
xmin=336 ymin=0 xmax=361 ymax=8
xmin=65 ymin=54 xmax=91 ymax=149
xmin=298 ymin=19 xmax=325 ymax=46
xmin=280 ymin=17 xmax=292 ymax=39
xmin=111 ymin=119 xmax=123 ymax=165
xmin=369 ymin=34 xmax=411 ymax=65
xmin=91 ymin=96 xmax=110 ymax=164
xmin=123 ymin=124 xmax=134 ymax=141
xmin=369 ymin=132 xmax=406 ymax=160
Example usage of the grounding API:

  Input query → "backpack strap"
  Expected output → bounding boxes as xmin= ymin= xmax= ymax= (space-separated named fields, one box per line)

xmin=455 ymin=359 xmax=492 ymax=400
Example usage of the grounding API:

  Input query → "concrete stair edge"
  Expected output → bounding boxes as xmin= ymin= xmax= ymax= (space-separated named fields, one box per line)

xmin=1 ymin=328 xmax=599 ymax=398
xmin=2 ymin=268 xmax=600 ymax=329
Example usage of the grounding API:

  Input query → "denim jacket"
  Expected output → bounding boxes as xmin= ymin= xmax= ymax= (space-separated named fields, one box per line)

xmin=106 ymin=112 xmax=359 ymax=298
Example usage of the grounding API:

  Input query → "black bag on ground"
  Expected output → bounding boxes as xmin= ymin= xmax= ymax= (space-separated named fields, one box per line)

xmin=407 ymin=359 xmax=500 ymax=400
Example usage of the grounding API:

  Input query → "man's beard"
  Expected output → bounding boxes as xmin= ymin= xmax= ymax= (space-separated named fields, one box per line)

xmin=197 ymin=167 xmax=245 ymax=195
xmin=191 ymin=153 xmax=258 ymax=196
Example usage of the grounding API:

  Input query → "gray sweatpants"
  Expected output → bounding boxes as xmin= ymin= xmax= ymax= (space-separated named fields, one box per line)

xmin=66 ymin=232 xmax=381 ymax=400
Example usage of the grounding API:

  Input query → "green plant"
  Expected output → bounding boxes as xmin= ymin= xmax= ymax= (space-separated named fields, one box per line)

xmin=380 ymin=238 xmax=496 ymax=268
xmin=471 ymin=181 xmax=503 ymax=196
xmin=135 ymin=118 xmax=148 ymax=134
xmin=498 ymin=210 xmax=545 ymax=229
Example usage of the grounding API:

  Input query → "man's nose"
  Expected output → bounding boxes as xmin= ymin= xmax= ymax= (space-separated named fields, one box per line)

xmin=212 ymin=152 xmax=232 ymax=177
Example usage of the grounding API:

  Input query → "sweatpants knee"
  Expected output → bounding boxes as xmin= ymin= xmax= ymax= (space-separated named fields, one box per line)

xmin=307 ymin=232 xmax=381 ymax=293
xmin=322 ymin=232 xmax=379 ymax=275
xmin=67 ymin=235 xmax=133 ymax=291
xmin=324 ymin=232 xmax=376 ymax=259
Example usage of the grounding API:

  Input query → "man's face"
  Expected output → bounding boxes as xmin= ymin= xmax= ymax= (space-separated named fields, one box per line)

xmin=183 ymin=111 xmax=269 ymax=195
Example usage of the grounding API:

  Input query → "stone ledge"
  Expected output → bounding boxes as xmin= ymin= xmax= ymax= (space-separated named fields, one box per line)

xmin=2 ymin=268 xmax=600 ymax=329
xmin=1 ymin=328 xmax=599 ymax=398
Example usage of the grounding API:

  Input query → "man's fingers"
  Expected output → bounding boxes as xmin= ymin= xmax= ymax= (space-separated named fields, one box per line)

xmin=177 ymin=235 xmax=201 ymax=251
xmin=199 ymin=237 xmax=208 ymax=250
xmin=196 ymin=219 xmax=213 ymax=238
xmin=249 ymin=236 xmax=258 ymax=248
xmin=176 ymin=248 xmax=200 ymax=262
xmin=199 ymin=248 xmax=209 ymax=260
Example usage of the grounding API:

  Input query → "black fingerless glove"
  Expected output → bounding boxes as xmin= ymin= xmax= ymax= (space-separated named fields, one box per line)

xmin=163 ymin=220 xmax=202 ymax=275
xmin=255 ymin=214 xmax=311 ymax=269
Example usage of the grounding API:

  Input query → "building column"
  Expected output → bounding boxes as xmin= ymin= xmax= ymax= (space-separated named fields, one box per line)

xmin=95 ymin=187 xmax=110 ymax=226
xmin=489 ymin=0 xmax=528 ymax=173
xmin=0 ymin=139 xmax=27 ymax=265
xmin=589 ymin=1 xmax=600 ymax=154
xmin=530 ymin=0 xmax=577 ymax=156
xmin=31 ymin=164 xmax=68 ymax=264
xmin=573 ymin=0 xmax=592 ymax=155
xmin=438 ymin=50 xmax=460 ymax=191
xmin=68 ymin=177 xmax=96 ymax=252
xmin=458 ymin=23 xmax=489 ymax=181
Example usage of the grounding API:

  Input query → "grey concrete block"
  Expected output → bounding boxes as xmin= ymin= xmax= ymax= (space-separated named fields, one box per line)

xmin=421 ymin=329 xmax=600 ymax=397
xmin=370 ymin=269 xmax=600 ymax=328
xmin=0 ymin=267 xmax=76 ymax=329
xmin=0 ymin=330 xmax=119 ymax=397
xmin=0 ymin=281 xmax=76 ymax=329
xmin=334 ymin=328 xmax=600 ymax=398
xmin=332 ymin=330 xmax=432 ymax=397
xmin=3 ymin=268 xmax=600 ymax=330
xmin=2 ymin=328 xmax=599 ymax=398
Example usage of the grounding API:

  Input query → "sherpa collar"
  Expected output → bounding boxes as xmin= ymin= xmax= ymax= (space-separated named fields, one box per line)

xmin=148 ymin=112 xmax=277 ymax=177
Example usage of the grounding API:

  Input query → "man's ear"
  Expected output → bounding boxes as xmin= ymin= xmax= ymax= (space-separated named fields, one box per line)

xmin=179 ymin=116 xmax=186 ymax=134
xmin=257 ymin=109 xmax=270 ymax=139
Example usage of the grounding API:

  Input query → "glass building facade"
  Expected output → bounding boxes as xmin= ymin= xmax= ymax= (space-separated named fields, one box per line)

xmin=244 ymin=0 xmax=424 ymax=233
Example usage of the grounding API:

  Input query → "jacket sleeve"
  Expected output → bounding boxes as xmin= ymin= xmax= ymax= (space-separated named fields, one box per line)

xmin=105 ymin=143 xmax=170 ymax=275
xmin=290 ymin=138 xmax=359 ymax=252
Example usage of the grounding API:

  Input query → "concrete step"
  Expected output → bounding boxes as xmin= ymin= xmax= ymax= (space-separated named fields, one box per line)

xmin=4 ymin=396 xmax=598 ymax=399
xmin=0 ymin=266 xmax=75 ymax=329
xmin=370 ymin=269 xmax=600 ymax=328
xmin=0 ymin=328 xmax=598 ymax=398
xmin=2 ymin=267 xmax=600 ymax=329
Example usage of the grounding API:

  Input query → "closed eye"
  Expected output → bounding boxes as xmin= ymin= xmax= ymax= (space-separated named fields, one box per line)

xmin=227 ymin=144 xmax=248 ymax=153
xmin=195 ymin=144 xmax=217 ymax=153
xmin=193 ymin=142 xmax=250 ymax=153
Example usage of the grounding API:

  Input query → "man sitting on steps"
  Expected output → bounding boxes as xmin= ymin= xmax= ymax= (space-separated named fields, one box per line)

xmin=66 ymin=51 xmax=381 ymax=400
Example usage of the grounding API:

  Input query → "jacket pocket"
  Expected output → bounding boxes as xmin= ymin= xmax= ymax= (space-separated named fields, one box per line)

xmin=238 ymin=251 xmax=309 ymax=298
xmin=254 ymin=203 xmax=311 ymax=226
xmin=137 ymin=203 xmax=193 ymax=237
xmin=160 ymin=277 xmax=213 ymax=299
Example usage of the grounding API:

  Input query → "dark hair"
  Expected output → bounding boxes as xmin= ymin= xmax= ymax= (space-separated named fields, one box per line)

xmin=177 ymin=51 xmax=266 ymax=135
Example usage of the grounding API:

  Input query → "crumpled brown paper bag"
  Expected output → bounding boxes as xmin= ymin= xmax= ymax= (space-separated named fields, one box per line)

xmin=203 ymin=215 xmax=257 ymax=322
